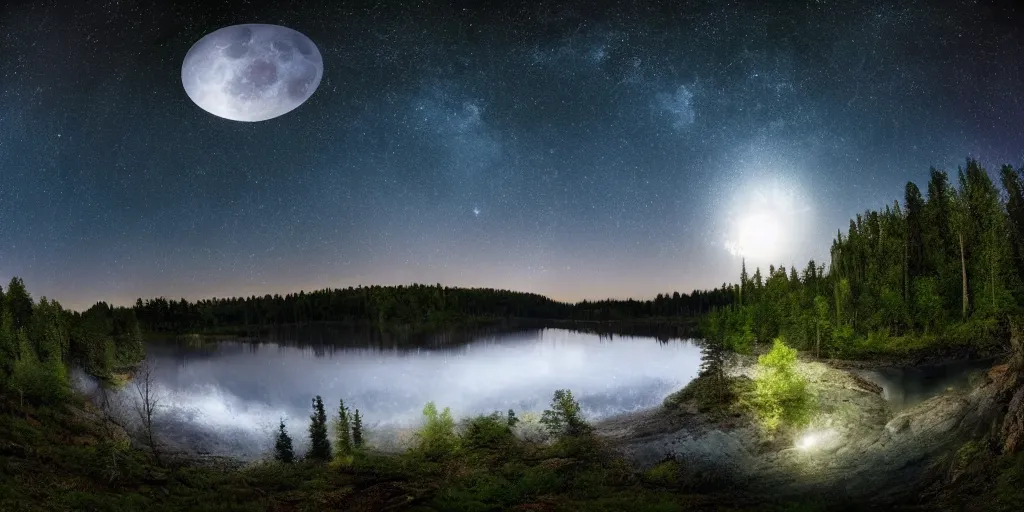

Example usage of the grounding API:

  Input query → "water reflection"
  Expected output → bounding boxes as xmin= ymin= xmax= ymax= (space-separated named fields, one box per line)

xmin=107 ymin=328 xmax=702 ymax=458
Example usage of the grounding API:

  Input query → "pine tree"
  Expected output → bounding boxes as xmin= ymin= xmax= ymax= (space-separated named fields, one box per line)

xmin=307 ymin=396 xmax=331 ymax=461
xmin=540 ymin=389 xmax=590 ymax=437
xmin=0 ymin=309 xmax=15 ymax=383
xmin=352 ymin=409 xmax=363 ymax=448
xmin=335 ymin=398 xmax=352 ymax=457
xmin=4 ymin=277 xmax=34 ymax=331
xmin=739 ymin=259 xmax=748 ymax=307
xmin=506 ymin=408 xmax=519 ymax=427
xmin=698 ymin=336 xmax=727 ymax=402
xmin=274 ymin=419 xmax=295 ymax=463
xmin=1001 ymin=165 xmax=1024 ymax=291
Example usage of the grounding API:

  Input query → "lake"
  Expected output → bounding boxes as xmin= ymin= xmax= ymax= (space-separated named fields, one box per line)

xmin=72 ymin=326 xmax=1000 ymax=460
xmin=79 ymin=327 xmax=704 ymax=459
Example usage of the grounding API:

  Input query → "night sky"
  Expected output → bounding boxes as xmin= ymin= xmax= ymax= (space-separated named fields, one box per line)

xmin=2 ymin=0 xmax=1023 ymax=310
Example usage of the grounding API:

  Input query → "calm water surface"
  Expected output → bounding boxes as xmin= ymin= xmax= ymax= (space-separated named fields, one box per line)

xmin=91 ymin=328 xmax=703 ymax=458
xmin=75 ymin=326 xmax=998 ymax=459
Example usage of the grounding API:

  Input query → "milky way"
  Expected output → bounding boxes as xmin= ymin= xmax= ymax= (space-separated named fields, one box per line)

xmin=1 ymin=0 xmax=1022 ymax=309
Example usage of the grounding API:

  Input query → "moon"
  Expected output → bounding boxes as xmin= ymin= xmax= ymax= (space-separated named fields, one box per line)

xmin=723 ymin=175 xmax=813 ymax=263
xmin=181 ymin=24 xmax=323 ymax=122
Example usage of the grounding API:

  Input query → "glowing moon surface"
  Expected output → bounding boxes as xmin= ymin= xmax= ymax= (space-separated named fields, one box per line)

xmin=724 ymin=178 xmax=812 ymax=262
xmin=181 ymin=24 xmax=323 ymax=122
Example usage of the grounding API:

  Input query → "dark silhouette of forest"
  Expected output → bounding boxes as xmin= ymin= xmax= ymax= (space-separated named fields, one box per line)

xmin=705 ymin=159 xmax=1024 ymax=359
xmin=130 ymin=283 xmax=735 ymax=335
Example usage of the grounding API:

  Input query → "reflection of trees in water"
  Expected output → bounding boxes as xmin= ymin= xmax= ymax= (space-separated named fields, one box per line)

xmin=147 ymin=320 xmax=697 ymax=361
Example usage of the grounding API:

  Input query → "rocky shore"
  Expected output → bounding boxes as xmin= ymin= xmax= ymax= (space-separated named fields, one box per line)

xmin=594 ymin=356 xmax=1022 ymax=506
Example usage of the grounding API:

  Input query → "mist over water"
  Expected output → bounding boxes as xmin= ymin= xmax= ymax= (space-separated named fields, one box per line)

xmin=82 ymin=328 xmax=703 ymax=459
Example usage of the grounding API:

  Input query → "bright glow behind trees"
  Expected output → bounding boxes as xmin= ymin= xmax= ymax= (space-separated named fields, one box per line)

xmin=724 ymin=176 xmax=813 ymax=264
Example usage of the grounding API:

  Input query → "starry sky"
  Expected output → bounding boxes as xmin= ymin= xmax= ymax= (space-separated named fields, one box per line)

xmin=1 ymin=0 xmax=1023 ymax=310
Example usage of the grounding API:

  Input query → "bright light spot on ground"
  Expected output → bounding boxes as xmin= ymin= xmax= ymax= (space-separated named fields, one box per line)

xmin=797 ymin=432 xmax=820 ymax=451
xmin=795 ymin=428 xmax=840 ymax=453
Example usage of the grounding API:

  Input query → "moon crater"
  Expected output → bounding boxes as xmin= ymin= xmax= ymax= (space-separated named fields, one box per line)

xmin=182 ymin=24 xmax=323 ymax=122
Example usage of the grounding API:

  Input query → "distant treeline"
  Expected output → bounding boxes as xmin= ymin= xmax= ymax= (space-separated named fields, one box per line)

xmin=131 ymin=283 xmax=734 ymax=335
xmin=0 ymin=277 xmax=145 ymax=403
xmin=706 ymin=159 xmax=1024 ymax=359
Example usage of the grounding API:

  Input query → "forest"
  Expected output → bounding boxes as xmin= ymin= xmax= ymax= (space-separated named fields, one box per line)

xmin=0 ymin=277 xmax=145 ymax=401
xmin=130 ymin=282 xmax=733 ymax=334
xmin=705 ymin=159 xmax=1024 ymax=359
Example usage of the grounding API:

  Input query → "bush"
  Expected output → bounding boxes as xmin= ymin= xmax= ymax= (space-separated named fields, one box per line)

xmin=461 ymin=412 xmax=515 ymax=450
xmin=9 ymin=329 xmax=70 ymax=405
xmin=416 ymin=401 xmax=459 ymax=459
xmin=663 ymin=373 xmax=738 ymax=414
xmin=752 ymin=338 xmax=811 ymax=431
xmin=995 ymin=452 xmax=1024 ymax=510
xmin=541 ymin=389 xmax=591 ymax=438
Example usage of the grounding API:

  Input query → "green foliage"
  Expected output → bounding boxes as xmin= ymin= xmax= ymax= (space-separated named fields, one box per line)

xmin=753 ymin=339 xmax=811 ymax=431
xmin=351 ymin=409 xmax=363 ymax=448
xmin=334 ymin=398 xmax=352 ymax=459
xmin=953 ymin=440 xmax=984 ymax=473
xmin=9 ymin=327 xmax=70 ymax=405
xmin=461 ymin=412 xmax=516 ymax=450
xmin=415 ymin=401 xmax=459 ymax=459
xmin=506 ymin=408 xmax=518 ymax=427
xmin=540 ymin=389 xmax=591 ymax=438
xmin=273 ymin=419 xmax=295 ymax=463
xmin=697 ymin=336 xmax=728 ymax=404
xmin=662 ymin=372 xmax=742 ymax=414
xmin=307 ymin=396 xmax=331 ymax=461
xmin=4 ymin=277 xmax=34 ymax=331
xmin=995 ymin=452 xmax=1024 ymax=510
xmin=0 ymin=310 xmax=16 ymax=385
xmin=705 ymin=160 xmax=1024 ymax=360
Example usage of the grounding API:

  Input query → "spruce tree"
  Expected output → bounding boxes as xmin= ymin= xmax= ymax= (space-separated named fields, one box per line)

xmin=0 ymin=310 xmax=15 ymax=383
xmin=336 ymin=398 xmax=352 ymax=457
xmin=4 ymin=277 xmax=33 ymax=331
xmin=274 ymin=419 xmax=295 ymax=463
xmin=699 ymin=336 xmax=727 ymax=402
xmin=352 ymin=409 xmax=363 ymax=448
xmin=506 ymin=408 xmax=519 ymax=427
xmin=307 ymin=396 xmax=331 ymax=461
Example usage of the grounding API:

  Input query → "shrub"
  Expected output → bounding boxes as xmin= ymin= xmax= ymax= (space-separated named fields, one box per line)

xmin=541 ymin=389 xmax=591 ymax=438
xmin=461 ymin=412 xmax=516 ymax=450
xmin=752 ymin=338 xmax=811 ymax=431
xmin=996 ymin=451 xmax=1024 ymax=510
xmin=9 ymin=329 xmax=69 ymax=405
xmin=663 ymin=372 xmax=737 ymax=414
xmin=416 ymin=401 xmax=459 ymax=459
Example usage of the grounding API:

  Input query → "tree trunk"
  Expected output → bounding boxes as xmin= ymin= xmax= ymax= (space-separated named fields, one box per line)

xmin=991 ymin=247 xmax=996 ymax=311
xmin=815 ymin=323 xmax=820 ymax=359
xmin=904 ymin=240 xmax=909 ymax=302
xmin=960 ymin=232 xmax=969 ymax=319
